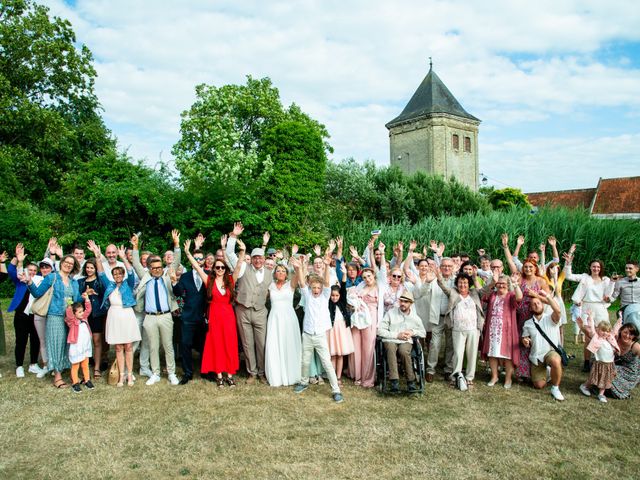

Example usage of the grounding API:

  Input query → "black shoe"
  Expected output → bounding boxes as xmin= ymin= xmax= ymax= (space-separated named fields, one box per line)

xmin=83 ymin=380 xmax=95 ymax=390
xmin=179 ymin=376 xmax=191 ymax=385
xmin=71 ymin=383 xmax=82 ymax=393
xmin=389 ymin=379 xmax=400 ymax=393
xmin=407 ymin=381 xmax=418 ymax=393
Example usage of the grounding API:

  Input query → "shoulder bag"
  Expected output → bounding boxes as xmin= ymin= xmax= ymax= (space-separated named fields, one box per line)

xmin=31 ymin=274 xmax=57 ymax=317
xmin=533 ymin=320 xmax=569 ymax=367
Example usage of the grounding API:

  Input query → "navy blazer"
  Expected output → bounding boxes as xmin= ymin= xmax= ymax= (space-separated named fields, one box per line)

xmin=173 ymin=270 xmax=207 ymax=324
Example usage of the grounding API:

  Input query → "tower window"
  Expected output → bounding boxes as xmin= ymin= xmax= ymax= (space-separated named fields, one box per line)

xmin=452 ymin=134 xmax=459 ymax=150
xmin=464 ymin=136 xmax=471 ymax=152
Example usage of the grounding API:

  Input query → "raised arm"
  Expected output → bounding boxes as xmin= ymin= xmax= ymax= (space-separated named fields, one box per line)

xmin=232 ymin=239 xmax=246 ymax=283
xmin=116 ymin=245 xmax=133 ymax=272
xmin=404 ymin=240 xmax=417 ymax=284
xmin=226 ymin=221 xmax=244 ymax=270
xmin=130 ymin=234 xmax=146 ymax=279
xmin=290 ymin=255 xmax=305 ymax=289
xmin=170 ymin=229 xmax=182 ymax=270
xmin=501 ymin=233 xmax=518 ymax=275
xmin=183 ymin=239 xmax=208 ymax=285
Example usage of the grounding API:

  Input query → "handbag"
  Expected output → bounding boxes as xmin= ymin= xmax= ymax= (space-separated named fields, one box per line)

xmin=107 ymin=360 xmax=120 ymax=386
xmin=31 ymin=274 xmax=57 ymax=317
xmin=533 ymin=321 xmax=570 ymax=367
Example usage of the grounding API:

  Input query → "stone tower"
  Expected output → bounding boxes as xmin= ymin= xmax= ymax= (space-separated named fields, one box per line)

xmin=385 ymin=65 xmax=481 ymax=190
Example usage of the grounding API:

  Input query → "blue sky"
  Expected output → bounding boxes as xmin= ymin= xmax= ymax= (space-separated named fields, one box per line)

xmin=50 ymin=0 xmax=640 ymax=192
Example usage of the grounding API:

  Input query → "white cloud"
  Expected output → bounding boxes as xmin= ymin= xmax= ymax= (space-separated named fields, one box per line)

xmin=481 ymin=133 xmax=640 ymax=192
xmin=41 ymin=0 xmax=640 ymax=190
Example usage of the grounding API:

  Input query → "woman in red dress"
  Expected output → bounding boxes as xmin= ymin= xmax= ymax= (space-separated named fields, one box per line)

xmin=184 ymin=239 xmax=239 ymax=387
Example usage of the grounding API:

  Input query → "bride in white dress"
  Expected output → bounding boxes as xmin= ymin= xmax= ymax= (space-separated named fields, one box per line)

xmin=264 ymin=264 xmax=302 ymax=386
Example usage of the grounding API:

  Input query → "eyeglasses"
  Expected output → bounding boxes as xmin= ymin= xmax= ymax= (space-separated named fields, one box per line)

xmin=62 ymin=261 xmax=75 ymax=267
xmin=490 ymin=266 xmax=502 ymax=269
xmin=214 ymin=266 xmax=226 ymax=271
xmin=391 ymin=274 xmax=402 ymax=279
xmin=150 ymin=266 xmax=163 ymax=271
xmin=193 ymin=257 xmax=204 ymax=262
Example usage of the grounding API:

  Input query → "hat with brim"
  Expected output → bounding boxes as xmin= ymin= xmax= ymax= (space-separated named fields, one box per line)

xmin=251 ymin=248 xmax=265 ymax=257
xmin=39 ymin=258 xmax=55 ymax=269
xmin=266 ymin=248 xmax=277 ymax=255
xmin=399 ymin=291 xmax=414 ymax=303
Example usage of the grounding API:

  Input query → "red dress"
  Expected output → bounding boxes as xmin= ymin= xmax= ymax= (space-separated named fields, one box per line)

xmin=201 ymin=281 xmax=239 ymax=375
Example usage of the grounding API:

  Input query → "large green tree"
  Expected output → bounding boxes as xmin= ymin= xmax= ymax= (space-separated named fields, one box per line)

xmin=0 ymin=0 xmax=113 ymax=202
xmin=172 ymin=76 xmax=332 ymax=245
xmin=260 ymin=121 xmax=327 ymax=245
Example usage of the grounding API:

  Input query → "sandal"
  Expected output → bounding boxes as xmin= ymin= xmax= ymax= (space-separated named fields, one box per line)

xmin=53 ymin=379 xmax=68 ymax=389
xmin=93 ymin=370 xmax=102 ymax=379
xmin=216 ymin=377 xmax=225 ymax=387
xmin=225 ymin=377 xmax=236 ymax=388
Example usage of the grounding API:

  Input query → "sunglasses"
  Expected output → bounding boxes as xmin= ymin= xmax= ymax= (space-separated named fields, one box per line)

xmin=193 ymin=257 xmax=204 ymax=261
xmin=391 ymin=274 xmax=402 ymax=279
xmin=214 ymin=265 xmax=226 ymax=271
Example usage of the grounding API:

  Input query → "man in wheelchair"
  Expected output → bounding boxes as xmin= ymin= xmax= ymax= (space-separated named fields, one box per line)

xmin=377 ymin=291 xmax=426 ymax=393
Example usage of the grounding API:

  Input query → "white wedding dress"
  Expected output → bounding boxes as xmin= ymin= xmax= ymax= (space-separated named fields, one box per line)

xmin=264 ymin=282 xmax=302 ymax=386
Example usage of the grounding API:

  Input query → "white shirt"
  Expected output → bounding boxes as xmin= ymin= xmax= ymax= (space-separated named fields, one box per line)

xmin=522 ymin=313 xmax=561 ymax=365
xmin=237 ymin=262 xmax=265 ymax=283
xmin=452 ymin=295 xmax=478 ymax=331
xmin=301 ymin=287 xmax=331 ymax=335
xmin=595 ymin=341 xmax=615 ymax=363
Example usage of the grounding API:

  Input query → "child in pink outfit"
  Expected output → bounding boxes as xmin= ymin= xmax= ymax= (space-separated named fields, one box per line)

xmin=577 ymin=312 xmax=622 ymax=403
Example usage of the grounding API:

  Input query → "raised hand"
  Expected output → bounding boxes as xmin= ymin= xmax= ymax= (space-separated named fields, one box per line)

xmin=328 ymin=238 xmax=336 ymax=252
xmin=194 ymin=233 xmax=206 ymax=250
xmin=117 ymin=245 xmax=127 ymax=260
xmin=349 ymin=245 xmax=359 ymax=259
xmin=183 ymin=239 xmax=192 ymax=253
xmin=18 ymin=271 xmax=30 ymax=283
xmin=547 ymin=236 xmax=556 ymax=247
xmin=562 ymin=252 xmax=573 ymax=263
xmin=409 ymin=240 xmax=417 ymax=251
xmin=169 ymin=266 xmax=178 ymax=284
xmin=171 ymin=229 xmax=181 ymax=247
xmin=569 ymin=243 xmax=576 ymax=254
xmin=290 ymin=256 xmax=301 ymax=269
xmin=313 ymin=244 xmax=322 ymax=257
xmin=510 ymin=271 xmax=521 ymax=284
xmin=501 ymin=233 xmax=509 ymax=248
xmin=237 ymin=239 xmax=246 ymax=252
xmin=378 ymin=242 xmax=386 ymax=253
xmin=429 ymin=240 xmax=438 ymax=252
xmin=130 ymin=234 xmax=139 ymax=248
xmin=336 ymin=236 xmax=343 ymax=250
xmin=262 ymin=231 xmax=270 ymax=246
xmin=340 ymin=261 xmax=347 ymax=277
xmin=437 ymin=242 xmax=445 ymax=256
xmin=397 ymin=241 xmax=403 ymax=252
xmin=291 ymin=244 xmax=299 ymax=256
xmin=232 ymin=222 xmax=244 ymax=237
xmin=47 ymin=237 xmax=57 ymax=251
xmin=0 ymin=251 xmax=7 ymax=263
xmin=15 ymin=244 xmax=26 ymax=263
xmin=87 ymin=240 xmax=101 ymax=258
xmin=540 ymin=243 xmax=546 ymax=253
xmin=220 ymin=234 xmax=228 ymax=249
xmin=516 ymin=235 xmax=525 ymax=247
xmin=477 ymin=248 xmax=486 ymax=256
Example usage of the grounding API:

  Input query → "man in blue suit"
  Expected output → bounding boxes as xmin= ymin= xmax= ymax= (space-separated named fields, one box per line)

xmin=171 ymin=249 xmax=208 ymax=385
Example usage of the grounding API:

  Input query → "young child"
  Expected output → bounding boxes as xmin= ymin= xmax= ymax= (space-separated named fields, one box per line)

xmin=570 ymin=304 xmax=585 ymax=345
xmin=577 ymin=312 xmax=622 ymax=403
xmin=291 ymin=252 xmax=344 ymax=403
xmin=65 ymin=296 xmax=94 ymax=393
xmin=327 ymin=268 xmax=354 ymax=386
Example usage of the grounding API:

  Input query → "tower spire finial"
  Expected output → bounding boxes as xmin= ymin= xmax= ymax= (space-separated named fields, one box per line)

xmin=429 ymin=56 xmax=433 ymax=70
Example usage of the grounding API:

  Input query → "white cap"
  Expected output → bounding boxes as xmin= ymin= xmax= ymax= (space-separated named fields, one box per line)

xmin=251 ymin=248 xmax=265 ymax=257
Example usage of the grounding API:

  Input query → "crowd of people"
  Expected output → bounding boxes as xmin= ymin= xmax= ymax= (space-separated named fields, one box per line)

xmin=1 ymin=224 xmax=638 ymax=404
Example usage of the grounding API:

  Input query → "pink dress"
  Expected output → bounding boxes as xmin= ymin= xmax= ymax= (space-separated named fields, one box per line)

xmin=327 ymin=308 xmax=354 ymax=356
xmin=349 ymin=290 xmax=379 ymax=388
xmin=482 ymin=291 xmax=520 ymax=365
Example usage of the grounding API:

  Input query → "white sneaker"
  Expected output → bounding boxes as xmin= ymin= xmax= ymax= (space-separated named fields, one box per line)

xmin=16 ymin=366 xmax=25 ymax=378
xmin=550 ymin=386 xmax=565 ymax=401
xmin=145 ymin=374 xmax=161 ymax=386
xmin=28 ymin=364 xmax=42 ymax=375
xmin=36 ymin=366 xmax=50 ymax=379
xmin=139 ymin=367 xmax=153 ymax=378
xmin=168 ymin=374 xmax=179 ymax=386
xmin=579 ymin=383 xmax=591 ymax=397
xmin=597 ymin=394 xmax=608 ymax=403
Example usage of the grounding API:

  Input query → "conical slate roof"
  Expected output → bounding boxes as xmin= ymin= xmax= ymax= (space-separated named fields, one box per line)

xmin=386 ymin=67 xmax=480 ymax=128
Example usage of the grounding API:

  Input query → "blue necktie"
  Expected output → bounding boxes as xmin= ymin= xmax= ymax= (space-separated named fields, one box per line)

xmin=154 ymin=277 xmax=162 ymax=312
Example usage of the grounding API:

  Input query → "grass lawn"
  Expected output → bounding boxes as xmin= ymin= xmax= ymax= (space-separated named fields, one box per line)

xmin=0 ymin=307 xmax=638 ymax=480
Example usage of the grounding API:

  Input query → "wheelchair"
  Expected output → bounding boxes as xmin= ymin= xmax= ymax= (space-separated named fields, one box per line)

xmin=375 ymin=336 xmax=425 ymax=395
